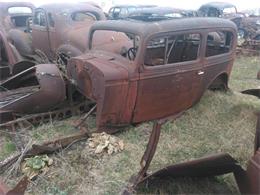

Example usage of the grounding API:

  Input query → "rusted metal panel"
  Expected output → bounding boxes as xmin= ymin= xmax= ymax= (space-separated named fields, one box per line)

xmin=241 ymin=88 xmax=260 ymax=99
xmin=0 ymin=29 xmax=36 ymax=81
xmin=0 ymin=64 xmax=66 ymax=123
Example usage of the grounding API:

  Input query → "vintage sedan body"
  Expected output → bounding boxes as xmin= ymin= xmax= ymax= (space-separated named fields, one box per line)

xmin=67 ymin=18 xmax=237 ymax=131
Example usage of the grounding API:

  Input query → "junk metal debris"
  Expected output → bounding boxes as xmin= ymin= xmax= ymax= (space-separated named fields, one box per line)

xmin=87 ymin=132 xmax=124 ymax=154
xmin=122 ymin=114 xmax=260 ymax=194
xmin=0 ymin=176 xmax=28 ymax=195
xmin=0 ymin=64 xmax=66 ymax=123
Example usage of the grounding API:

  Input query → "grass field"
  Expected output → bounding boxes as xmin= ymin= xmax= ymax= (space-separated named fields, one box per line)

xmin=1 ymin=55 xmax=259 ymax=194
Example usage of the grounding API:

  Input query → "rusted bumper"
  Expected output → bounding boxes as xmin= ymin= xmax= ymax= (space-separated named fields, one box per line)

xmin=0 ymin=64 xmax=66 ymax=123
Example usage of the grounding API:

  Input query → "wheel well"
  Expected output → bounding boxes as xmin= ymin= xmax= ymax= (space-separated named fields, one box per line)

xmin=208 ymin=73 xmax=228 ymax=91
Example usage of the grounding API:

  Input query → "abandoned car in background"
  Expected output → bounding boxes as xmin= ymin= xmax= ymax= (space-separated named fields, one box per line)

xmin=198 ymin=2 xmax=260 ymax=48
xmin=107 ymin=4 xmax=157 ymax=20
xmin=127 ymin=7 xmax=198 ymax=22
xmin=67 ymin=18 xmax=237 ymax=131
xmin=0 ymin=2 xmax=35 ymax=33
xmin=0 ymin=28 xmax=37 ymax=81
xmin=8 ymin=3 xmax=132 ymax=66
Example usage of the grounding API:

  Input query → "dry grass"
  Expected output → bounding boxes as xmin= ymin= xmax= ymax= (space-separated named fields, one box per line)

xmin=1 ymin=55 xmax=259 ymax=194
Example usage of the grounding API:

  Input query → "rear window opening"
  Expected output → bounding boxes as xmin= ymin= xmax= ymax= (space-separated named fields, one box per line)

xmin=206 ymin=31 xmax=233 ymax=57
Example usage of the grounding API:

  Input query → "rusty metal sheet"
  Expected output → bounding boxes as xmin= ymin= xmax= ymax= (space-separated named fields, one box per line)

xmin=0 ymin=64 xmax=66 ymax=123
xmin=241 ymin=88 xmax=260 ymax=99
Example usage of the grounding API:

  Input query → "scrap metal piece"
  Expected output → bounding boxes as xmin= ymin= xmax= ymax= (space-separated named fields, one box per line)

xmin=0 ymin=64 xmax=66 ymax=123
xmin=0 ymin=176 xmax=28 ymax=195
xmin=257 ymin=70 xmax=260 ymax=80
xmin=0 ymin=130 xmax=89 ymax=174
xmin=241 ymin=88 xmax=260 ymax=99
xmin=0 ymin=100 xmax=91 ymax=130
xmin=122 ymin=120 xmax=164 ymax=194
xmin=126 ymin=114 xmax=260 ymax=194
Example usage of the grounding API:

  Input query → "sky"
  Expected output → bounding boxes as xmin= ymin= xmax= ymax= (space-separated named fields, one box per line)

xmin=1 ymin=0 xmax=259 ymax=12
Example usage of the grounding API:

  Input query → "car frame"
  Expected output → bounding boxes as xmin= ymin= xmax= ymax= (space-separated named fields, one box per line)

xmin=67 ymin=18 xmax=237 ymax=131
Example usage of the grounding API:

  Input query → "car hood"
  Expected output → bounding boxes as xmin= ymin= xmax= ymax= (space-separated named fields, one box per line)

xmin=67 ymin=52 xmax=132 ymax=100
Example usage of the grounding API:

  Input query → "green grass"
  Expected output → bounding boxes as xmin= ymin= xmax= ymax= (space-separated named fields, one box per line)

xmin=1 ymin=55 xmax=259 ymax=194
xmin=0 ymin=136 xmax=17 ymax=161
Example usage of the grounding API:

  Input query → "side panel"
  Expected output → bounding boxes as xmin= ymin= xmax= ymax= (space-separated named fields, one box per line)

xmin=133 ymin=63 xmax=203 ymax=123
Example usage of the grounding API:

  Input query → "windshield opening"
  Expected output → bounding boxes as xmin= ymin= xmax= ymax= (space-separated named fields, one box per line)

xmin=91 ymin=30 xmax=140 ymax=61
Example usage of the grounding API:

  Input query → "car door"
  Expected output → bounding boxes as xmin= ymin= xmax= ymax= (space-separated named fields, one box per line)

xmin=31 ymin=8 xmax=52 ymax=58
xmin=133 ymin=31 xmax=204 ymax=123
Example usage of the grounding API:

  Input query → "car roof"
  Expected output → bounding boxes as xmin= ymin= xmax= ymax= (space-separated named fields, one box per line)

xmin=129 ymin=7 xmax=184 ymax=16
xmin=90 ymin=17 xmax=237 ymax=37
xmin=38 ymin=3 xmax=102 ymax=14
xmin=199 ymin=2 xmax=236 ymax=10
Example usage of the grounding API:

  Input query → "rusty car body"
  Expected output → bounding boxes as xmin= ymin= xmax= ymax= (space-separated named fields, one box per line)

xmin=9 ymin=3 xmax=131 ymax=66
xmin=127 ymin=7 xmax=198 ymax=22
xmin=67 ymin=18 xmax=237 ymax=131
xmin=0 ymin=2 xmax=35 ymax=33
xmin=0 ymin=29 xmax=36 ymax=81
xmin=0 ymin=63 xmax=66 ymax=123
xmin=29 ymin=3 xmax=107 ymax=62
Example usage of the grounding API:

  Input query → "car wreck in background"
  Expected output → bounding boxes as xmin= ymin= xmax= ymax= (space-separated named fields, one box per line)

xmin=68 ymin=18 xmax=237 ymax=132
xmin=198 ymin=2 xmax=260 ymax=50
xmin=0 ymin=2 xmax=35 ymax=33
xmin=127 ymin=7 xmax=197 ymax=22
xmin=8 ymin=3 xmax=132 ymax=66
xmin=107 ymin=4 xmax=157 ymax=20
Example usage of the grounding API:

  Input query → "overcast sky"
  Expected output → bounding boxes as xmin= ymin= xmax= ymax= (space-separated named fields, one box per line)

xmin=1 ymin=0 xmax=259 ymax=12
